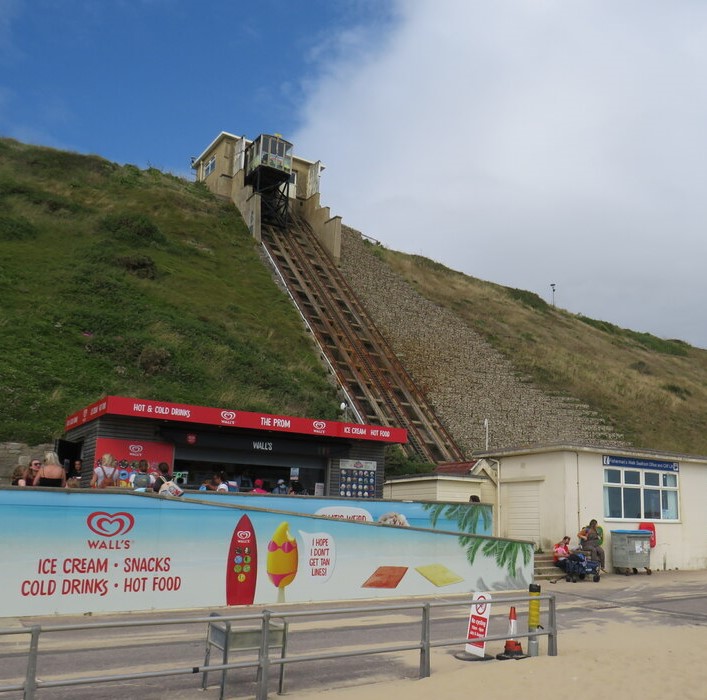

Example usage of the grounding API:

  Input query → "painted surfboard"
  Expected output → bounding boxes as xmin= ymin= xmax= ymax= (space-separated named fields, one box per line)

xmin=225 ymin=514 xmax=257 ymax=606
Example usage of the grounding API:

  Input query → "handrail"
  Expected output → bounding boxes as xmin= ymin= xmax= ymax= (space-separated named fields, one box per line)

xmin=0 ymin=593 xmax=557 ymax=699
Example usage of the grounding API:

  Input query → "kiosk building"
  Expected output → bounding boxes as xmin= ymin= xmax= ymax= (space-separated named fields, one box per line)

xmin=62 ymin=396 xmax=406 ymax=497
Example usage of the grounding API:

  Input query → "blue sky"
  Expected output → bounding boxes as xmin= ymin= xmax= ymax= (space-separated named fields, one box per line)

xmin=3 ymin=1 xmax=707 ymax=349
xmin=0 ymin=0 xmax=395 ymax=172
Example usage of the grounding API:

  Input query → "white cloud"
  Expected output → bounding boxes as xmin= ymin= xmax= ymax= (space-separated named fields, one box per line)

xmin=293 ymin=0 xmax=707 ymax=347
xmin=0 ymin=0 xmax=22 ymax=62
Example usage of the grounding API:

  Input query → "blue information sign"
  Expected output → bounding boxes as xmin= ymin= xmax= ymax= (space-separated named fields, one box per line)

xmin=602 ymin=455 xmax=679 ymax=472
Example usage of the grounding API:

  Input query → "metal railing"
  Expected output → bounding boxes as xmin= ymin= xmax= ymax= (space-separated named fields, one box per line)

xmin=0 ymin=593 xmax=557 ymax=700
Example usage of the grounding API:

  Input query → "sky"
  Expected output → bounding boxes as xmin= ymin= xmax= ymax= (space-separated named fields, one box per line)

xmin=2 ymin=1 xmax=706 ymax=349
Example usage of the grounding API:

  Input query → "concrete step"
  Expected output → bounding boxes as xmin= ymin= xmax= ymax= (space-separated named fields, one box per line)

xmin=534 ymin=552 xmax=560 ymax=581
xmin=535 ymin=564 xmax=560 ymax=574
xmin=535 ymin=563 xmax=559 ymax=573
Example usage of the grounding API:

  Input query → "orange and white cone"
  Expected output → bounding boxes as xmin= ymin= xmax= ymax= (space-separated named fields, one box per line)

xmin=496 ymin=606 xmax=528 ymax=660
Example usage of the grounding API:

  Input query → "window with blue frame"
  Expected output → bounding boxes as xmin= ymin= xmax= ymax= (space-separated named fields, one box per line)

xmin=603 ymin=466 xmax=679 ymax=520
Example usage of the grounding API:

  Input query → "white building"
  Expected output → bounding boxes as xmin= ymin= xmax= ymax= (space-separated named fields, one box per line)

xmin=385 ymin=443 xmax=707 ymax=571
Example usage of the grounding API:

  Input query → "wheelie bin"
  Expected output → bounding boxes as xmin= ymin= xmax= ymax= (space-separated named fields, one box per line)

xmin=610 ymin=529 xmax=652 ymax=575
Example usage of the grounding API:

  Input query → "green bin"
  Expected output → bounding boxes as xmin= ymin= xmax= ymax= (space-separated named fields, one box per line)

xmin=610 ymin=529 xmax=652 ymax=576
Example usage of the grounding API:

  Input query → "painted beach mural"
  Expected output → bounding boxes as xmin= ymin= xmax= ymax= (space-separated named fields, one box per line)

xmin=191 ymin=491 xmax=494 ymax=534
xmin=0 ymin=488 xmax=533 ymax=617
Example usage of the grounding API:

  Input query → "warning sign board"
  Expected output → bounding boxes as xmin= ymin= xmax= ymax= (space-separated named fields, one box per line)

xmin=465 ymin=592 xmax=492 ymax=656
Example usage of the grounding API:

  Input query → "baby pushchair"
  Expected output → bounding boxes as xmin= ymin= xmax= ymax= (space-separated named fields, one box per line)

xmin=564 ymin=552 xmax=601 ymax=583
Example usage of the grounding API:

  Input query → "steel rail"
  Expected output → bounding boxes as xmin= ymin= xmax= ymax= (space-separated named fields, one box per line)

xmin=261 ymin=214 xmax=465 ymax=463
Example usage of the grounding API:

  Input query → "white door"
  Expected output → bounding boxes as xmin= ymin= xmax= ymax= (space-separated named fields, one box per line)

xmin=501 ymin=481 xmax=541 ymax=548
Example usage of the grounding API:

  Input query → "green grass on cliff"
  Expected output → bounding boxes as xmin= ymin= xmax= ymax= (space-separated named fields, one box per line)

xmin=0 ymin=139 xmax=339 ymax=443
xmin=376 ymin=244 xmax=707 ymax=454
xmin=4 ymin=137 xmax=707 ymax=458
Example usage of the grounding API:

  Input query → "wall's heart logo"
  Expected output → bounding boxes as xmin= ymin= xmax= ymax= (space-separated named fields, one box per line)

xmin=221 ymin=411 xmax=236 ymax=422
xmin=87 ymin=512 xmax=135 ymax=537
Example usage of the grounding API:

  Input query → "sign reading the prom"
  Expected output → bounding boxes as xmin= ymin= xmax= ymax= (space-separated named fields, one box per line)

xmin=64 ymin=396 xmax=407 ymax=444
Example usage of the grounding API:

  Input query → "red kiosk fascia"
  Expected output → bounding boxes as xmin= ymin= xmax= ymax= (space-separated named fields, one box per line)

xmin=63 ymin=396 xmax=407 ymax=496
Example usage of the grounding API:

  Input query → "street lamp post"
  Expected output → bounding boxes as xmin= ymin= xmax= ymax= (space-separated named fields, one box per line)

xmin=550 ymin=283 xmax=556 ymax=307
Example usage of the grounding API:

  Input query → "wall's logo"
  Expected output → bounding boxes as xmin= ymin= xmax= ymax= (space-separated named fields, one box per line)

xmin=87 ymin=512 xmax=135 ymax=537
xmin=236 ymin=529 xmax=252 ymax=539
xmin=220 ymin=410 xmax=236 ymax=424
xmin=313 ymin=421 xmax=326 ymax=431
xmin=128 ymin=444 xmax=144 ymax=455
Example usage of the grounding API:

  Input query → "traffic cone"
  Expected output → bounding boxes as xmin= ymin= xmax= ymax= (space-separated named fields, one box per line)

xmin=496 ymin=606 xmax=529 ymax=660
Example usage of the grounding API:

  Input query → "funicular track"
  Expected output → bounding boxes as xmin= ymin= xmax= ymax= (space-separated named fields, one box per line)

xmin=261 ymin=213 xmax=465 ymax=464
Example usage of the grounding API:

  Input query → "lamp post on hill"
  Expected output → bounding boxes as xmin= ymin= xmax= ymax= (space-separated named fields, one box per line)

xmin=550 ymin=283 xmax=556 ymax=308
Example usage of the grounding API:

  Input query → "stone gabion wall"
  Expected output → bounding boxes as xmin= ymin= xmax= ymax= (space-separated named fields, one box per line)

xmin=338 ymin=226 xmax=627 ymax=455
xmin=0 ymin=441 xmax=54 ymax=485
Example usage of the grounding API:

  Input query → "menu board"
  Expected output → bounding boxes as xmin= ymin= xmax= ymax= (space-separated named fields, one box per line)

xmin=338 ymin=459 xmax=377 ymax=498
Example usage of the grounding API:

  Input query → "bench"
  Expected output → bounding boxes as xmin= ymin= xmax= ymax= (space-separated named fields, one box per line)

xmin=201 ymin=613 xmax=288 ymax=699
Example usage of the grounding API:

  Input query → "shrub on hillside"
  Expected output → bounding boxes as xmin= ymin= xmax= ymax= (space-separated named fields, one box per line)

xmin=99 ymin=213 xmax=166 ymax=245
xmin=115 ymin=254 xmax=158 ymax=279
xmin=138 ymin=346 xmax=171 ymax=376
xmin=505 ymin=287 xmax=549 ymax=312
xmin=0 ymin=215 xmax=39 ymax=240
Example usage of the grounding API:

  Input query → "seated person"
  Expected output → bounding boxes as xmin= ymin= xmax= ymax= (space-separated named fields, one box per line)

xmin=578 ymin=519 xmax=606 ymax=572
xmin=552 ymin=536 xmax=573 ymax=571
xmin=202 ymin=471 xmax=229 ymax=492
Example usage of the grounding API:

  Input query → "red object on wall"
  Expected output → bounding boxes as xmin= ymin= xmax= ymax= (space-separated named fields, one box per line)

xmin=94 ymin=438 xmax=175 ymax=471
xmin=65 ymin=395 xmax=408 ymax=444
xmin=638 ymin=522 xmax=657 ymax=548
xmin=226 ymin=514 xmax=257 ymax=605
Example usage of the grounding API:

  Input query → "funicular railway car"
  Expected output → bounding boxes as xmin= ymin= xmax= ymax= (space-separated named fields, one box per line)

xmin=243 ymin=134 xmax=293 ymax=228
xmin=243 ymin=133 xmax=293 ymax=176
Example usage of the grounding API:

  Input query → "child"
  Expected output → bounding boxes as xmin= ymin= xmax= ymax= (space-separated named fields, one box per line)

xmin=553 ymin=536 xmax=572 ymax=571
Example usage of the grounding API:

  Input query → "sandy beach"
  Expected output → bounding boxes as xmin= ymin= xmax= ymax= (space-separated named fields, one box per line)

xmin=281 ymin=570 xmax=707 ymax=700
xmin=278 ymin=621 xmax=707 ymax=700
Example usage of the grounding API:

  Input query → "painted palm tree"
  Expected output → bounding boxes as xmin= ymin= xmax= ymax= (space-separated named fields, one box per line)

xmin=461 ymin=535 xmax=532 ymax=578
xmin=423 ymin=502 xmax=531 ymax=577
xmin=423 ymin=502 xmax=492 ymax=534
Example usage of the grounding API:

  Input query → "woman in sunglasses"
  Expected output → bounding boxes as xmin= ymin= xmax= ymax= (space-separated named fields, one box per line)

xmin=32 ymin=451 xmax=67 ymax=488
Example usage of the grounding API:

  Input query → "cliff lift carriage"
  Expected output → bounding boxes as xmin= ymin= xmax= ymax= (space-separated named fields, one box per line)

xmin=243 ymin=134 xmax=293 ymax=229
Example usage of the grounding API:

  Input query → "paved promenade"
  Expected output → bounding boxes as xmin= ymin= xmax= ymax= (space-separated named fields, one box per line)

xmin=3 ymin=568 xmax=706 ymax=699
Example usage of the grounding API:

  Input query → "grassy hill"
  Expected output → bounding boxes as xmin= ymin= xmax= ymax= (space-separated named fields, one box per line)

xmin=2 ymin=137 xmax=707 ymax=457
xmin=0 ymin=138 xmax=339 ymax=443
xmin=374 ymin=248 xmax=707 ymax=454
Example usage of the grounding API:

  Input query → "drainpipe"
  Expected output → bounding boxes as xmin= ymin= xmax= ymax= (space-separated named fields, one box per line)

xmin=575 ymin=451 xmax=581 ymax=534
xmin=487 ymin=458 xmax=501 ymax=538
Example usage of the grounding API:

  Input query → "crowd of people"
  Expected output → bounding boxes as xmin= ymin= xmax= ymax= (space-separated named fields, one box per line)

xmin=10 ymin=453 xmax=305 ymax=496
xmin=11 ymin=452 xmax=70 ymax=488
xmin=199 ymin=474 xmax=303 ymax=494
